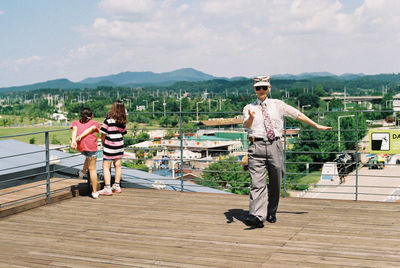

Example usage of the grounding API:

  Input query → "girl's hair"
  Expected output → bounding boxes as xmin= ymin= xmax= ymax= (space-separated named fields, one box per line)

xmin=79 ymin=107 xmax=93 ymax=124
xmin=108 ymin=100 xmax=127 ymax=125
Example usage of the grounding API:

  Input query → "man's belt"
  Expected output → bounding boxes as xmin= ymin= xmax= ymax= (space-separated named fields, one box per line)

xmin=249 ymin=136 xmax=280 ymax=143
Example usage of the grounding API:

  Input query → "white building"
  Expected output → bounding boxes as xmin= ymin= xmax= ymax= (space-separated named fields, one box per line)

xmin=393 ymin=93 xmax=400 ymax=112
xmin=51 ymin=113 xmax=68 ymax=122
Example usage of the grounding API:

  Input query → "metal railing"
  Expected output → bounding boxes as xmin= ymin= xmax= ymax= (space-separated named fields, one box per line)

xmin=1 ymin=109 xmax=399 ymax=211
xmin=0 ymin=128 xmax=104 ymax=209
xmin=124 ymin=110 xmax=400 ymax=201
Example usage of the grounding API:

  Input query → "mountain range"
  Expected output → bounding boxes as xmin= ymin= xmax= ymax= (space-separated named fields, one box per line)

xmin=1 ymin=68 xmax=399 ymax=93
xmin=0 ymin=68 xmax=219 ymax=93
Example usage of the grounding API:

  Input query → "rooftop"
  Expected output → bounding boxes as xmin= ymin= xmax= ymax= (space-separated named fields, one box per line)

xmin=200 ymin=118 xmax=243 ymax=126
xmin=1 ymin=189 xmax=399 ymax=267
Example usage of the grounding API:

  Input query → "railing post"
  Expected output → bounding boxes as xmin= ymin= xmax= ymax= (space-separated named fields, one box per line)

xmin=283 ymin=117 xmax=287 ymax=197
xmin=355 ymin=112 xmax=359 ymax=201
xmin=45 ymin=131 xmax=51 ymax=204
xmin=179 ymin=112 xmax=184 ymax=192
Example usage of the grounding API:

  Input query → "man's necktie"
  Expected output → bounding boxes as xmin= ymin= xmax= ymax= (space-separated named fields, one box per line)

xmin=260 ymin=102 xmax=275 ymax=140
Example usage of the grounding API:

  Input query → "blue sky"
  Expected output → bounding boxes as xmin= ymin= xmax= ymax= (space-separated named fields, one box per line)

xmin=0 ymin=0 xmax=399 ymax=87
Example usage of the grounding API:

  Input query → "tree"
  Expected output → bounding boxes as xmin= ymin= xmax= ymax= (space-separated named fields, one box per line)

xmin=297 ymin=93 xmax=320 ymax=109
xmin=199 ymin=157 xmax=250 ymax=194
xmin=134 ymin=132 xmax=150 ymax=144
xmin=163 ymin=129 xmax=175 ymax=139
xmin=314 ymin=85 xmax=327 ymax=97
xmin=329 ymin=98 xmax=344 ymax=111
xmin=124 ymin=135 xmax=135 ymax=146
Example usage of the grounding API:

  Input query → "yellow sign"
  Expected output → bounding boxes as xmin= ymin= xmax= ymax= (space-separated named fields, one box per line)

xmin=369 ymin=129 xmax=400 ymax=154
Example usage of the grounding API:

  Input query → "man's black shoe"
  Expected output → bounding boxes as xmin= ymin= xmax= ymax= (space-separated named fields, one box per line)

xmin=266 ymin=214 xmax=277 ymax=223
xmin=245 ymin=215 xmax=264 ymax=228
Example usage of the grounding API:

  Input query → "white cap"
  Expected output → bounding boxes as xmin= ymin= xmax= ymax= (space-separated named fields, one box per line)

xmin=253 ymin=75 xmax=271 ymax=87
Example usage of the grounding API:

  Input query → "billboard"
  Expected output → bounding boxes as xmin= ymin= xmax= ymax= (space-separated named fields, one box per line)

xmin=369 ymin=129 xmax=400 ymax=154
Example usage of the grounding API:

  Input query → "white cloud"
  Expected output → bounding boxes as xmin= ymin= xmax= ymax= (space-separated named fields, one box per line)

xmin=99 ymin=0 xmax=155 ymax=15
xmin=177 ymin=4 xmax=189 ymax=13
xmin=0 ymin=56 xmax=42 ymax=72
xmin=0 ymin=10 xmax=4 ymax=15
xmin=15 ymin=55 xmax=42 ymax=65
xmin=67 ymin=44 xmax=106 ymax=60
xmin=8 ymin=0 xmax=398 ymax=86
xmin=80 ymin=1 xmax=356 ymax=77
xmin=354 ymin=0 xmax=400 ymax=32
xmin=200 ymin=0 xmax=255 ymax=16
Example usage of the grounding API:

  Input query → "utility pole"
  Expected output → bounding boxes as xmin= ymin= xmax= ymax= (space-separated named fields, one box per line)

xmin=152 ymin=100 xmax=159 ymax=118
xmin=196 ymin=101 xmax=204 ymax=121
xmin=179 ymin=89 xmax=182 ymax=113
xmin=163 ymin=96 xmax=166 ymax=117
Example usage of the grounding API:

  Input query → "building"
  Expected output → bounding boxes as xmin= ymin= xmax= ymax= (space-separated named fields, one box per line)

xmin=51 ymin=113 xmax=68 ymax=122
xmin=393 ymin=93 xmax=400 ymax=112
xmin=200 ymin=118 xmax=243 ymax=129
xmin=161 ymin=135 xmax=243 ymax=158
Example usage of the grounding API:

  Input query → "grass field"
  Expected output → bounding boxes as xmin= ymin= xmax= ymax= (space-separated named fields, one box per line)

xmin=0 ymin=115 xmax=47 ymax=126
xmin=0 ymin=120 xmax=146 ymax=145
xmin=0 ymin=112 xmax=165 ymax=146
xmin=0 ymin=115 xmax=106 ymax=145
xmin=296 ymin=171 xmax=322 ymax=190
xmin=0 ymin=126 xmax=75 ymax=145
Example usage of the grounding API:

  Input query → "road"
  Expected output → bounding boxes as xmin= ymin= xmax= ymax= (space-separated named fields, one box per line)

xmin=300 ymin=164 xmax=400 ymax=202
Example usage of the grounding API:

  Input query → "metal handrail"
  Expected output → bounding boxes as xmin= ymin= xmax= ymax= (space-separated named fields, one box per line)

xmin=1 ymin=109 xmax=400 ymax=210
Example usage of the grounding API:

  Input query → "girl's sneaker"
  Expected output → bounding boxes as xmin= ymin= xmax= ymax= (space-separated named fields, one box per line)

xmin=111 ymin=184 xmax=122 ymax=193
xmin=98 ymin=187 xmax=112 ymax=196
xmin=92 ymin=192 xmax=99 ymax=199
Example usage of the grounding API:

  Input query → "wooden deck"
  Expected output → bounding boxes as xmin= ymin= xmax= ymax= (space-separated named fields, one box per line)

xmin=0 ymin=178 xmax=88 ymax=217
xmin=1 ymin=188 xmax=400 ymax=267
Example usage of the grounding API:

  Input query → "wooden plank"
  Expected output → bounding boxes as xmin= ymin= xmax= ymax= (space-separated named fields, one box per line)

xmin=0 ymin=189 xmax=399 ymax=267
xmin=0 ymin=178 xmax=89 ymax=218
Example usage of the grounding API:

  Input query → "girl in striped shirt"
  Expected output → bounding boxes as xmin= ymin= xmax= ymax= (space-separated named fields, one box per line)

xmin=98 ymin=100 xmax=127 ymax=195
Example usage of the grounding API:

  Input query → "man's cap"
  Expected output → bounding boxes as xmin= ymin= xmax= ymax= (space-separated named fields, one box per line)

xmin=253 ymin=75 xmax=271 ymax=87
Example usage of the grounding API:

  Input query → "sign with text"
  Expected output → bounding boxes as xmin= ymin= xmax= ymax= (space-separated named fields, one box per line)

xmin=321 ymin=162 xmax=338 ymax=181
xmin=369 ymin=129 xmax=400 ymax=154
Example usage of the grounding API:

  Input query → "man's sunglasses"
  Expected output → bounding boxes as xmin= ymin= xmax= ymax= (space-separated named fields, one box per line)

xmin=255 ymin=86 xmax=269 ymax=91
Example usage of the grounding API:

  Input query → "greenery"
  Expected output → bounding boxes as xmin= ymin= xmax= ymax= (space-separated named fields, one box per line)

xmin=51 ymin=134 xmax=62 ymax=145
xmin=1 ymin=73 xmax=398 ymax=194
xmin=2 ymin=74 xmax=397 ymax=131
xmin=292 ymin=171 xmax=322 ymax=191
xmin=0 ymin=127 xmax=72 ymax=144
xmin=285 ymin=109 xmax=368 ymax=189
xmin=197 ymin=157 xmax=251 ymax=194
xmin=122 ymin=160 xmax=149 ymax=172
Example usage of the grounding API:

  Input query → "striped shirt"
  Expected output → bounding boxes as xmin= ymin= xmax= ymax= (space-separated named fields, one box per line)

xmin=100 ymin=117 xmax=127 ymax=160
